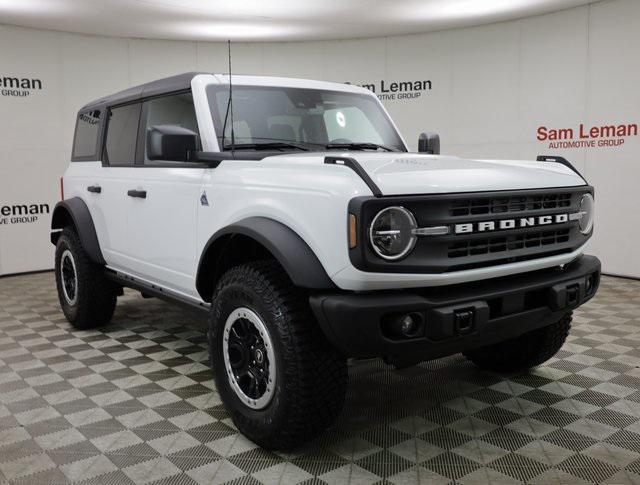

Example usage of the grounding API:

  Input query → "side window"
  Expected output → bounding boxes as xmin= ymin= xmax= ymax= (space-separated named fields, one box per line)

xmin=104 ymin=103 xmax=140 ymax=166
xmin=143 ymin=92 xmax=199 ymax=163
xmin=72 ymin=109 xmax=101 ymax=160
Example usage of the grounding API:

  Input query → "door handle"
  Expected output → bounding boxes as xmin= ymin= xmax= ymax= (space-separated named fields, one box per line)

xmin=87 ymin=185 xmax=101 ymax=194
xmin=127 ymin=189 xmax=147 ymax=199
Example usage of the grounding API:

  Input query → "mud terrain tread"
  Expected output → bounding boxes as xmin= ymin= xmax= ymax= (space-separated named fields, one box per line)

xmin=55 ymin=227 xmax=117 ymax=329
xmin=209 ymin=260 xmax=347 ymax=449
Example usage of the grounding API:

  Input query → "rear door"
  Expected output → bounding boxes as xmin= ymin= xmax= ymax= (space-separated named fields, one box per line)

xmin=89 ymin=103 xmax=140 ymax=269
xmin=123 ymin=92 xmax=205 ymax=297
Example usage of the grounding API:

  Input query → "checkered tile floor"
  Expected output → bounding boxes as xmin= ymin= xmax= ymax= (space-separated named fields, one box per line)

xmin=1 ymin=273 xmax=640 ymax=484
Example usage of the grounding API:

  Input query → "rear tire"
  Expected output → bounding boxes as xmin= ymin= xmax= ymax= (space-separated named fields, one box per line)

xmin=54 ymin=227 xmax=117 ymax=329
xmin=208 ymin=260 xmax=347 ymax=450
xmin=463 ymin=313 xmax=572 ymax=372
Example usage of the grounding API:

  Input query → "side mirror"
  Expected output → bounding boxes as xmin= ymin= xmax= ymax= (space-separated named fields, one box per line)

xmin=147 ymin=125 xmax=199 ymax=161
xmin=418 ymin=132 xmax=440 ymax=155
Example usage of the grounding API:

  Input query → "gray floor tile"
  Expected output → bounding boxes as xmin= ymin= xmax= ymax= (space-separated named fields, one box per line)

xmin=0 ymin=272 xmax=639 ymax=484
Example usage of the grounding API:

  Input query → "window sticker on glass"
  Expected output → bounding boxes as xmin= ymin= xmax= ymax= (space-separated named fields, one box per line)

xmin=336 ymin=111 xmax=346 ymax=128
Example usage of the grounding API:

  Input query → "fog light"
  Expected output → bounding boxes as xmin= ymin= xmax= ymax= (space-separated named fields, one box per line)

xmin=400 ymin=314 xmax=416 ymax=336
xmin=382 ymin=312 xmax=425 ymax=340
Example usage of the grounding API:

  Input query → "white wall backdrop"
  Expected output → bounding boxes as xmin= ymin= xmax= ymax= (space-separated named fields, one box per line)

xmin=1 ymin=0 xmax=639 ymax=277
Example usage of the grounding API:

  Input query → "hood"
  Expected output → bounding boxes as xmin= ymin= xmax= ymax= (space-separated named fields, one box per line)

xmin=265 ymin=152 xmax=586 ymax=196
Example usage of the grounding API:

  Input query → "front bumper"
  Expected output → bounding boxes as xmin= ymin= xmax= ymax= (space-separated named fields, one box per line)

xmin=310 ymin=255 xmax=601 ymax=367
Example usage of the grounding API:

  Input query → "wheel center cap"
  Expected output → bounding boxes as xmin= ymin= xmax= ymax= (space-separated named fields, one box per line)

xmin=254 ymin=348 xmax=264 ymax=365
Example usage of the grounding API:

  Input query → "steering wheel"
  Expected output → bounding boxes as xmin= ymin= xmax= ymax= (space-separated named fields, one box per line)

xmin=329 ymin=138 xmax=352 ymax=144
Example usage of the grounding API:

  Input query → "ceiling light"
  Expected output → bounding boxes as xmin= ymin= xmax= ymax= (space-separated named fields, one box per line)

xmin=170 ymin=21 xmax=304 ymax=40
xmin=410 ymin=0 xmax=540 ymax=20
xmin=0 ymin=0 xmax=71 ymax=14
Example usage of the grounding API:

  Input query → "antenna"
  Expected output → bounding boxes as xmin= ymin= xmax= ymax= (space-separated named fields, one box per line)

xmin=221 ymin=40 xmax=235 ymax=154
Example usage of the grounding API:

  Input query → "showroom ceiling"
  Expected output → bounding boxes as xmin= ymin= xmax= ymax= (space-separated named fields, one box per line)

xmin=0 ymin=0 xmax=594 ymax=41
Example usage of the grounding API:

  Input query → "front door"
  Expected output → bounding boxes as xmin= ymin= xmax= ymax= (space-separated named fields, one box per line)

xmin=123 ymin=92 xmax=205 ymax=298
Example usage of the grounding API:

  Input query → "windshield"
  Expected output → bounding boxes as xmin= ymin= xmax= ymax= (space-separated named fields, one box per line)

xmin=207 ymin=84 xmax=406 ymax=152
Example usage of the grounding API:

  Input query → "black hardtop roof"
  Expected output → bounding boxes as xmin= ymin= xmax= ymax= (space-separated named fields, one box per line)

xmin=80 ymin=72 xmax=206 ymax=111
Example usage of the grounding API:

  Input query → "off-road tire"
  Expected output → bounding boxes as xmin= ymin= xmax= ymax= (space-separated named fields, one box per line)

xmin=463 ymin=313 xmax=572 ymax=372
xmin=208 ymin=260 xmax=347 ymax=450
xmin=54 ymin=227 xmax=117 ymax=329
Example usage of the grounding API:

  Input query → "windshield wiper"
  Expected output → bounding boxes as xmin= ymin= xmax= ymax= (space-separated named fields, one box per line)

xmin=325 ymin=142 xmax=396 ymax=152
xmin=222 ymin=142 xmax=309 ymax=151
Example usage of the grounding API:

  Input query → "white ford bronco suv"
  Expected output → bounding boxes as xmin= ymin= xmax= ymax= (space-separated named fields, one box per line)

xmin=52 ymin=72 xmax=600 ymax=449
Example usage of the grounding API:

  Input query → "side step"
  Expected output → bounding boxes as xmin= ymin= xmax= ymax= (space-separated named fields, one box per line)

xmin=106 ymin=270 xmax=210 ymax=313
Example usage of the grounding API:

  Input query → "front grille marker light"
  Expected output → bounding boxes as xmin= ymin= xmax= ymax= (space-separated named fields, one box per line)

xmin=413 ymin=226 xmax=450 ymax=236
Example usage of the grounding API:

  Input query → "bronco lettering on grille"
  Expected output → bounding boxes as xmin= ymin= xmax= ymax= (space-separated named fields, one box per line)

xmin=455 ymin=214 xmax=570 ymax=234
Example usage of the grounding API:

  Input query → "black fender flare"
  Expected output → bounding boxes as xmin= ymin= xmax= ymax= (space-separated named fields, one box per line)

xmin=50 ymin=198 xmax=105 ymax=265
xmin=196 ymin=217 xmax=335 ymax=300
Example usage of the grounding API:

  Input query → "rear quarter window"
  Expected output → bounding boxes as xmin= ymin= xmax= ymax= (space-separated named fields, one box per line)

xmin=72 ymin=109 xmax=101 ymax=161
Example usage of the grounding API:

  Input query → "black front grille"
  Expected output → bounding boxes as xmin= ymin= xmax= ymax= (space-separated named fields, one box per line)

xmin=450 ymin=193 xmax=572 ymax=217
xmin=348 ymin=186 xmax=592 ymax=274
xmin=448 ymin=229 xmax=571 ymax=258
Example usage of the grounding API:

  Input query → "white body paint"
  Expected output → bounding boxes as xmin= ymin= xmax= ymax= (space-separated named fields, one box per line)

xmin=63 ymin=74 xmax=587 ymax=301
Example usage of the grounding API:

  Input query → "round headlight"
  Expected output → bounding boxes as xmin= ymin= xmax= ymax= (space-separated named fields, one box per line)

xmin=578 ymin=193 xmax=594 ymax=234
xmin=369 ymin=207 xmax=417 ymax=260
